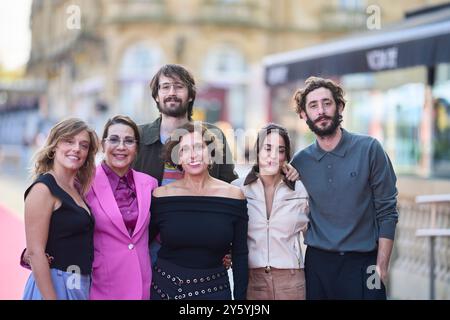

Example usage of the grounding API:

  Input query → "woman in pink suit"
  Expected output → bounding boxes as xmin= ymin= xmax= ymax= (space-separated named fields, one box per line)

xmin=86 ymin=115 xmax=158 ymax=299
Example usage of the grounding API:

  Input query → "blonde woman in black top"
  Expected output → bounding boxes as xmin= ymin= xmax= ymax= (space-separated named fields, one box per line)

xmin=22 ymin=118 xmax=98 ymax=300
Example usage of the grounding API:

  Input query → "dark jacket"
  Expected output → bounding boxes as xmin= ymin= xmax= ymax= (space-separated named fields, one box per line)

xmin=133 ymin=117 xmax=238 ymax=185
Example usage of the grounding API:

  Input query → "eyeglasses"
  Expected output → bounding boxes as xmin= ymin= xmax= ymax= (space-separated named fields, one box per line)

xmin=158 ymin=82 xmax=187 ymax=94
xmin=104 ymin=136 xmax=137 ymax=147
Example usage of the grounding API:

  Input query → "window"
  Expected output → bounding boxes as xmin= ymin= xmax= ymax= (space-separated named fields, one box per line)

xmin=118 ymin=42 xmax=163 ymax=120
xmin=346 ymin=83 xmax=425 ymax=175
xmin=338 ymin=0 xmax=365 ymax=11
xmin=433 ymin=79 xmax=450 ymax=177
xmin=201 ymin=44 xmax=248 ymax=128
xmin=203 ymin=44 xmax=247 ymax=80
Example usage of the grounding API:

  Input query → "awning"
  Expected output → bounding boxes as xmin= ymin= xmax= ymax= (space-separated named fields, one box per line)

xmin=264 ymin=8 xmax=450 ymax=86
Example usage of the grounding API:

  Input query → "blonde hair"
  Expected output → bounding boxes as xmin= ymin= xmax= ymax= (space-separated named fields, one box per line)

xmin=32 ymin=118 xmax=99 ymax=195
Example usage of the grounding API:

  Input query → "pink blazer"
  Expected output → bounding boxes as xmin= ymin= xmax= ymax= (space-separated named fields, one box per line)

xmin=86 ymin=165 xmax=158 ymax=300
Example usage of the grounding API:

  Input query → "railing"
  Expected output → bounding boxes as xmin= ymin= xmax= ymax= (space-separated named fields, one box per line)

xmin=390 ymin=195 xmax=450 ymax=299
xmin=0 ymin=144 xmax=23 ymax=171
xmin=415 ymin=194 xmax=450 ymax=300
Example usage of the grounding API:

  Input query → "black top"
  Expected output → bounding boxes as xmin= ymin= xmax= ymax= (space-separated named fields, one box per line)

xmin=24 ymin=174 xmax=94 ymax=275
xmin=150 ymin=196 xmax=248 ymax=300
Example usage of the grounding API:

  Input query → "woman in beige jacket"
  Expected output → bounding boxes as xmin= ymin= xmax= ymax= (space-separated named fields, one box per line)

xmin=232 ymin=123 xmax=309 ymax=300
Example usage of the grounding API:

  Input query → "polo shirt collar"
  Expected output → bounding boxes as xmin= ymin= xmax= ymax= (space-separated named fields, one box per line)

xmin=311 ymin=128 xmax=350 ymax=161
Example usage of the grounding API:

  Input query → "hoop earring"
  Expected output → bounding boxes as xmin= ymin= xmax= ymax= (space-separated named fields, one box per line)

xmin=47 ymin=151 xmax=55 ymax=159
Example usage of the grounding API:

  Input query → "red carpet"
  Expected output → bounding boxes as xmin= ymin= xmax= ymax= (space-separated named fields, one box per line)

xmin=0 ymin=205 xmax=29 ymax=299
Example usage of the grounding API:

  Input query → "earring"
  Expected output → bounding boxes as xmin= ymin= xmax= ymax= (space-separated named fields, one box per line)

xmin=47 ymin=151 xmax=55 ymax=159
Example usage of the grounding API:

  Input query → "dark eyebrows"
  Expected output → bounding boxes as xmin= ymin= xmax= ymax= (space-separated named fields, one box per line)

xmin=108 ymin=134 xmax=135 ymax=139
xmin=307 ymin=98 xmax=332 ymax=106
xmin=263 ymin=143 xmax=286 ymax=150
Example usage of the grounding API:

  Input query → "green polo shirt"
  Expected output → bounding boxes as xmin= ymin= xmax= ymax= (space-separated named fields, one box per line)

xmin=291 ymin=129 xmax=398 ymax=252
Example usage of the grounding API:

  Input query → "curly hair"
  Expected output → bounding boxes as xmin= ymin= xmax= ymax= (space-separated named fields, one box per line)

xmin=162 ymin=122 xmax=223 ymax=171
xmin=31 ymin=118 xmax=99 ymax=195
xmin=292 ymin=76 xmax=346 ymax=118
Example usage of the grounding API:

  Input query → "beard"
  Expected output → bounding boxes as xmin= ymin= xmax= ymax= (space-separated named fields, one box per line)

xmin=157 ymin=97 xmax=189 ymax=118
xmin=305 ymin=109 xmax=342 ymax=138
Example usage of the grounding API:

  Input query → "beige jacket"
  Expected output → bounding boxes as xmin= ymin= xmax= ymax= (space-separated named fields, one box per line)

xmin=232 ymin=176 xmax=309 ymax=269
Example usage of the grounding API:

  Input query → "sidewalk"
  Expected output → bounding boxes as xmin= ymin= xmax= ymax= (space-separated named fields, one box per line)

xmin=0 ymin=171 xmax=29 ymax=221
xmin=0 ymin=167 xmax=31 ymax=299
xmin=0 ymin=205 xmax=30 ymax=300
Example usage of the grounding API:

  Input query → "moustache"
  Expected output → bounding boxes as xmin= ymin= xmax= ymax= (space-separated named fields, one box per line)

xmin=164 ymin=97 xmax=182 ymax=103
xmin=315 ymin=116 xmax=332 ymax=123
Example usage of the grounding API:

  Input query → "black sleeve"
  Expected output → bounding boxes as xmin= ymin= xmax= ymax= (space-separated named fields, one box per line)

xmin=148 ymin=200 xmax=160 ymax=244
xmin=204 ymin=123 xmax=238 ymax=183
xmin=231 ymin=209 xmax=249 ymax=300
xmin=219 ymin=130 xmax=239 ymax=183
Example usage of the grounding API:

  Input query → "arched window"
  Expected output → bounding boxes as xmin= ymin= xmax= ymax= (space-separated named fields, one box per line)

xmin=118 ymin=42 xmax=163 ymax=120
xmin=201 ymin=44 xmax=248 ymax=129
xmin=203 ymin=44 xmax=247 ymax=81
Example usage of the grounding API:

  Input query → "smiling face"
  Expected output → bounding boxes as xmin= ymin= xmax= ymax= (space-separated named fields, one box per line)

xmin=258 ymin=132 xmax=287 ymax=176
xmin=53 ymin=130 xmax=90 ymax=172
xmin=155 ymin=74 xmax=191 ymax=118
xmin=178 ymin=131 xmax=210 ymax=176
xmin=102 ymin=123 xmax=137 ymax=177
xmin=301 ymin=87 xmax=343 ymax=137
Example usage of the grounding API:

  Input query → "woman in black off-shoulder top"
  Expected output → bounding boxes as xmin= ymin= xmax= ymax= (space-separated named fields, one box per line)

xmin=149 ymin=123 xmax=248 ymax=300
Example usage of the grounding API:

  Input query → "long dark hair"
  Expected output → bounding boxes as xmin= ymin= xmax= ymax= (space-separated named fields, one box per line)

xmin=244 ymin=123 xmax=295 ymax=190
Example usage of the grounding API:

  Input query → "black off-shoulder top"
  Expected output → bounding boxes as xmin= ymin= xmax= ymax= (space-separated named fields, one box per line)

xmin=150 ymin=196 xmax=248 ymax=299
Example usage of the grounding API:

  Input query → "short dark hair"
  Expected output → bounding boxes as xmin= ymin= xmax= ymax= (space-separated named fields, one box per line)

xmin=293 ymin=76 xmax=346 ymax=118
xmin=102 ymin=115 xmax=141 ymax=152
xmin=162 ymin=122 xmax=223 ymax=171
xmin=149 ymin=64 xmax=196 ymax=120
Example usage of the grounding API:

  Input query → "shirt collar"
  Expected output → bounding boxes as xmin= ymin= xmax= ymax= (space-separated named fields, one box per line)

xmin=101 ymin=161 xmax=134 ymax=191
xmin=311 ymin=128 xmax=350 ymax=161
xmin=243 ymin=166 xmax=295 ymax=190
xmin=141 ymin=116 xmax=162 ymax=145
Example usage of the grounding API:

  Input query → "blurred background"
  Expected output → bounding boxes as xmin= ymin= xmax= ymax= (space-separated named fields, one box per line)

xmin=0 ymin=0 xmax=449 ymax=300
